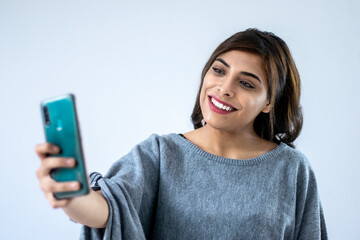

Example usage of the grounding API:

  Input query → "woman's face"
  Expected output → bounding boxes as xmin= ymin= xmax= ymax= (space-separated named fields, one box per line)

xmin=200 ymin=50 xmax=271 ymax=134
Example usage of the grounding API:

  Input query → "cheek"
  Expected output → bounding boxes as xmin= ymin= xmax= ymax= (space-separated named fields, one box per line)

xmin=242 ymin=92 xmax=268 ymax=113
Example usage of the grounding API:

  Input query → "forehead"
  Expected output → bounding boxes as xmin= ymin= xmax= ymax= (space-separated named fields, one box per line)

xmin=216 ymin=50 xmax=266 ymax=80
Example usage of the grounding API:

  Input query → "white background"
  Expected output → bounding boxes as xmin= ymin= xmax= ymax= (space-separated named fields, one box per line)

xmin=1 ymin=0 xmax=359 ymax=239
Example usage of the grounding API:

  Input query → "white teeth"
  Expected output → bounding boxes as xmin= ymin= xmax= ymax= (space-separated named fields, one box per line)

xmin=211 ymin=97 xmax=234 ymax=111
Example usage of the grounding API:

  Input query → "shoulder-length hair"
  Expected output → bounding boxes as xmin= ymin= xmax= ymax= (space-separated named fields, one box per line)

xmin=191 ymin=29 xmax=303 ymax=148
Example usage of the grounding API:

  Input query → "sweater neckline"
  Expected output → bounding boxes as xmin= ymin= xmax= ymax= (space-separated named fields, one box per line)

xmin=172 ymin=133 xmax=286 ymax=166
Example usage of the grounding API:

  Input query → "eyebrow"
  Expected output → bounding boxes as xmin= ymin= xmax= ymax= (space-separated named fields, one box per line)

xmin=214 ymin=58 xmax=262 ymax=84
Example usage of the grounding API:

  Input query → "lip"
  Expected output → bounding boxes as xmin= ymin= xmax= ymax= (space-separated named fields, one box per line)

xmin=208 ymin=95 xmax=237 ymax=115
xmin=209 ymin=95 xmax=237 ymax=109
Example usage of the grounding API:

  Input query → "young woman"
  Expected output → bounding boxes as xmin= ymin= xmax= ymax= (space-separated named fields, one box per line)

xmin=35 ymin=29 xmax=327 ymax=239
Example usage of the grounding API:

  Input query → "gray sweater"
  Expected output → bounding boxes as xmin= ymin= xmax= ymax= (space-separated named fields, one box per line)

xmin=80 ymin=133 xmax=327 ymax=239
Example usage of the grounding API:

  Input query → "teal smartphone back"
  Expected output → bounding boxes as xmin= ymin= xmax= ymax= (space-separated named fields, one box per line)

xmin=40 ymin=94 xmax=89 ymax=199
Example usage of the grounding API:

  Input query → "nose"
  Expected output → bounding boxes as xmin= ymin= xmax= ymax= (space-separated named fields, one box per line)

xmin=218 ymin=77 xmax=235 ymax=97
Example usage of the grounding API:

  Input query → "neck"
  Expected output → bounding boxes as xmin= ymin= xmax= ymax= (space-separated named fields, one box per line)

xmin=185 ymin=124 xmax=275 ymax=159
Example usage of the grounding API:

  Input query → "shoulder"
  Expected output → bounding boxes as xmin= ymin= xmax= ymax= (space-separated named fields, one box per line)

xmin=104 ymin=133 xmax=185 ymax=178
xmin=135 ymin=133 xmax=187 ymax=155
xmin=137 ymin=133 xmax=182 ymax=147
xmin=278 ymin=143 xmax=318 ymax=186
xmin=274 ymin=143 xmax=317 ymax=181
xmin=277 ymin=143 xmax=312 ymax=167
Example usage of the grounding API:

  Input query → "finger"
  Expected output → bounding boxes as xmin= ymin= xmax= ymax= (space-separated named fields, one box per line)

xmin=39 ymin=176 xmax=81 ymax=193
xmin=35 ymin=143 xmax=60 ymax=160
xmin=36 ymin=157 xmax=75 ymax=179
xmin=45 ymin=192 xmax=72 ymax=208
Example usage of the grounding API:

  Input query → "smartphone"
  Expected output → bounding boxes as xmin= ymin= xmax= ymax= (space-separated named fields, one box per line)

xmin=40 ymin=94 xmax=89 ymax=199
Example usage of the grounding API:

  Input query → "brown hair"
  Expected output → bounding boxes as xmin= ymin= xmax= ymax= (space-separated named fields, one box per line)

xmin=191 ymin=28 xmax=303 ymax=148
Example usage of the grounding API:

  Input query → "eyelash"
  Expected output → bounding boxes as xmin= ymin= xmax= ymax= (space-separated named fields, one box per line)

xmin=212 ymin=67 xmax=255 ymax=89
xmin=212 ymin=67 xmax=224 ymax=75
xmin=239 ymin=81 xmax=254 ymax=89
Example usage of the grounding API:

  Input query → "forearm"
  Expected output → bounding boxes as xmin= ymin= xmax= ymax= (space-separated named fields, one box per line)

xmin=62 ymin=190 xmax=109 ymax=228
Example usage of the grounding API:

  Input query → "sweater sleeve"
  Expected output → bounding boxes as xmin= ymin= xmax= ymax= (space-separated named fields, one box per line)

xmin=80 ymin=134 xmax=161 ymax=240
xmin=294 ymin=158 xmax=328 ymax=240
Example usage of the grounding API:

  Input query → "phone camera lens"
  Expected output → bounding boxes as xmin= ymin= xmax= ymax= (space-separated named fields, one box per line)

xmin=43 ymin=106 xmax=50 ymax=125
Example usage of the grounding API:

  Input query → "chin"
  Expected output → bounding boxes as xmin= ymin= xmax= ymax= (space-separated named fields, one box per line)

xmin=204 ymin=119 xmax=236 ymax=132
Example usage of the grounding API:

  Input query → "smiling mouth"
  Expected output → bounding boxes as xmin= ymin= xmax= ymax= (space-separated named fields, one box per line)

xmin=209 ymin=96 xmax=237 ymax=113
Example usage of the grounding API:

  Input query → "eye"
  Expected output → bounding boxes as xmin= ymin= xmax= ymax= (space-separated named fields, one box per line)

xmin=212 ymin=67 xmax=225 ymax=75
xmin=239 ymin=80 xmax=254 ymax=89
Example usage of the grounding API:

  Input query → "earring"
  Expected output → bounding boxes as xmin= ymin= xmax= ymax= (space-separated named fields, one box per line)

xmin=201 ymin=119 xmax=206 ymax=126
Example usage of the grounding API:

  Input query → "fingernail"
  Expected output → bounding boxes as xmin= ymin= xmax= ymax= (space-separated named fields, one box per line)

xmin=52 ymin=146 xmax=59 ymax=152
xmin=66 ymin=158 xmax=74 ymax=165
xmin=70 ymin=182 xmax=78 ymax=189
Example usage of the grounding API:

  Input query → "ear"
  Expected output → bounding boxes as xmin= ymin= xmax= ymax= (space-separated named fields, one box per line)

xmin=261 ymin=100 xmax=272 ymax=113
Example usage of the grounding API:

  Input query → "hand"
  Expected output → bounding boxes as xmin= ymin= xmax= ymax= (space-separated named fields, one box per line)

xmin=35 ymin=143 xmax=80 ymax=208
